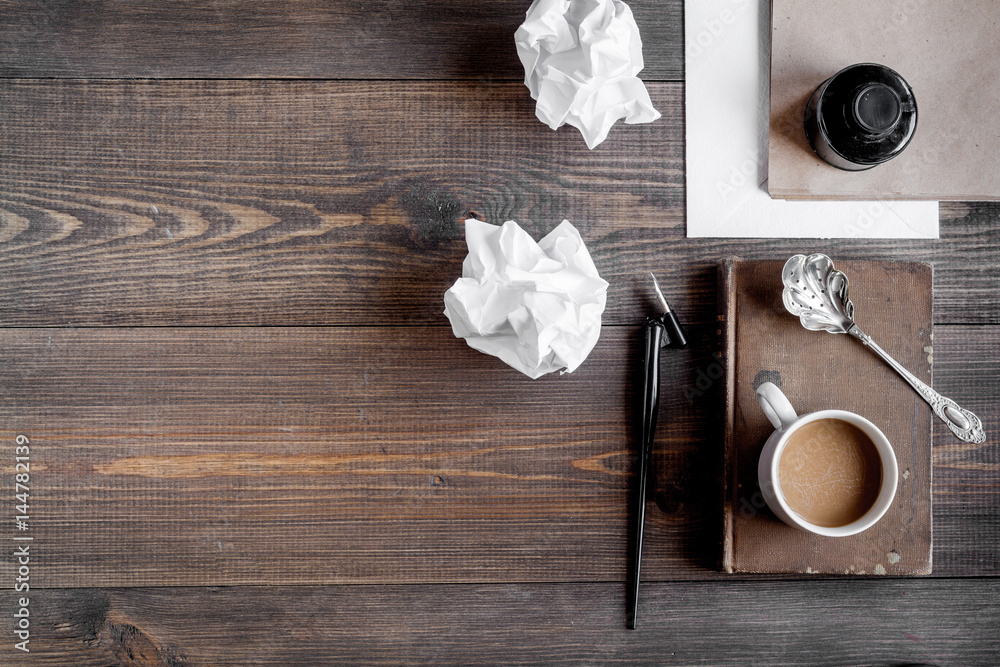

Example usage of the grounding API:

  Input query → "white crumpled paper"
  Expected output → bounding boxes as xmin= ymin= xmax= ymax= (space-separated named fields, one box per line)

xmin=515 ymin=0 xmax=660 ymax=149
xmin=444 ymin=219 xmax=609 ymax=379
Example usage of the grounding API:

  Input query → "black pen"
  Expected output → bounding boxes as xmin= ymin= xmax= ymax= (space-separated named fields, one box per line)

xmin=627 ymin=273 xmax=687 ymax=630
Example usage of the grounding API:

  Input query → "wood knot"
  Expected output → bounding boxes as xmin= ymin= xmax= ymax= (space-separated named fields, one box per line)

xmin=99 ymin=617 xmax=187 ymax=666
xmin=460 ymin=210 xmax=486 ymax=222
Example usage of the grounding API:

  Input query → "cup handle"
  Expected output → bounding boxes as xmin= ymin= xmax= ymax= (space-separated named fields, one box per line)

xmin=756 ymin=382 xmax=798 ymax=430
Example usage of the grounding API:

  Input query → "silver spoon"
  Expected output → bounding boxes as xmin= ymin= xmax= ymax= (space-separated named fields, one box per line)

xmin=782 ymin=253 xmax=986 ymax=444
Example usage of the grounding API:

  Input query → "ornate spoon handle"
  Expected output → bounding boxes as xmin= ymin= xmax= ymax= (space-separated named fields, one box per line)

xmin=849 ymin=325 xmax=986 ymax=444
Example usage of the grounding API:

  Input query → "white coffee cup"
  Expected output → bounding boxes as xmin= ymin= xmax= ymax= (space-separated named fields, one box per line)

xmin=755 ymin=382 xmax=898 ymax=537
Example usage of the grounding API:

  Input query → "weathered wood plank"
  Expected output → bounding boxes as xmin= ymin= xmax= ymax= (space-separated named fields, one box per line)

xmin=0 ymin=0 xmax=684 ymax=80
xmin=1 ymin=80 xmax=997 ymax=326
xmin=0 ymin=325 xmax=994 ymax=587
xmin=2 ymin=580 xmax=998 ymax=665
xmin=931 ymin=327 xmax=1000 ymax=574
xmin=0 ymin=79 xmax=681 ymax=326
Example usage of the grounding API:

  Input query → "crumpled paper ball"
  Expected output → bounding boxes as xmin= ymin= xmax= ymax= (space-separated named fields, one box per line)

xmin=514 ymin=0 xmax=661 ymax=149
xmin=443 ymin=218 xmax=609 ymax=379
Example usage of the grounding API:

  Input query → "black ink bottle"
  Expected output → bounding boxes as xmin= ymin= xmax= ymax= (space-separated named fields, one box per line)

xmin=804 ymin=63 xmax=917 ymax=171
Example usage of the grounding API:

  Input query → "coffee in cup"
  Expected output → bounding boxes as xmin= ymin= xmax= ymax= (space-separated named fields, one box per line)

xmin=778 ymin=418 xmax=883 ymax=527
xmin=756 ymin=382 xmax=897 ymax=537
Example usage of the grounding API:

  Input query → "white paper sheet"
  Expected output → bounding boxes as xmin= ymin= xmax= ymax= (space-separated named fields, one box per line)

xmin=515 ymin=0 xmax=660 ymax=149
xmin=444 ymin=219 xmax=608 ymax=379
xmin=684 ymin=0 xmax=938 ymax=238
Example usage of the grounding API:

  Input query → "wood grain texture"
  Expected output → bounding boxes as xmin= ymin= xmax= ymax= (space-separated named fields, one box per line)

xmin=931 ymin=327 xmax=1000 ymax=575
xmin=2 ymin=0 xmax=997 ymax=660
xmin=2 ymin=580 xmax=999 ymax=665
xmin=1 ymin=80 xmax=998 ymax=327
xmin=0 ymin=0 xmax=683 ymax=80
xmin=0 ymin=325 xmax=995 ymax=587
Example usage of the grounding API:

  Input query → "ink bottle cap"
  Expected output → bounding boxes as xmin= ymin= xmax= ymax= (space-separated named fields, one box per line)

xmin=804 ymin=63 xmax=917 ymax=171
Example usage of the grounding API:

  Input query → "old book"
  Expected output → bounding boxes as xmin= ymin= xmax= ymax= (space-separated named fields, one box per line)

xmin=720 ymin=257 xmax=932 ymax=574
xmin=767 ymin=0 xmax=1000 ymax=200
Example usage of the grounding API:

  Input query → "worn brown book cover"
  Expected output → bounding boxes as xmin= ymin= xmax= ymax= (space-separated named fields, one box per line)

xmin=768 ymin=0 xmax=1000 ymax=200
xmin=720 ymin=258 xmax=932 ymax=574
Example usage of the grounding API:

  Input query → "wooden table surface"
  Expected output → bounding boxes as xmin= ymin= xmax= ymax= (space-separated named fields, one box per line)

xmin=1 ymin=1 xmax=997 ymax=664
